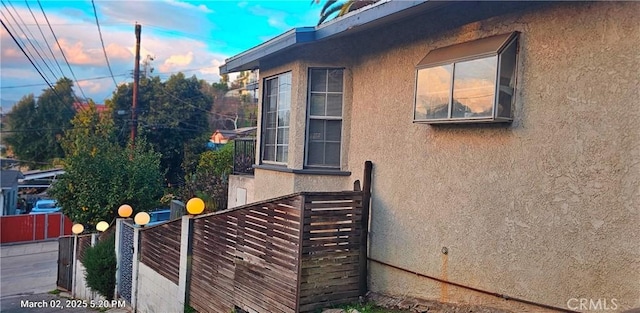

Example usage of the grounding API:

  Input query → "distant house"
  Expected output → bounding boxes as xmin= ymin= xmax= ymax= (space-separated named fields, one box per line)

xmin=73 ymin=102 xmax=107 ymax=113
xmin=1 ymin=170 xmax=24 ymax=215
xmin=220 ymin=1 xmax=639 ymax=312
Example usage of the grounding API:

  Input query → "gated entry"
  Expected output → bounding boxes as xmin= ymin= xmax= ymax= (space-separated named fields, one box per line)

xmin=57 ymin=236 xmax=74 ymax=291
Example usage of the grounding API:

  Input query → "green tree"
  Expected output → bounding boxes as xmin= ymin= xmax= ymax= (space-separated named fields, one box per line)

xmin=313 ymin=0 xmax=379 ymax=25
xmin=4 ymin=78 xmax=76 ymax=167
xmin=50 ymin=105 xmax=164 ymax=227
xmin=108 ymin=73 xmax=212 ymax=186
xmin=83 ymin=234 xmax=116 ymax=300
xmin=181 ymin=142 xmax=233 ymax=212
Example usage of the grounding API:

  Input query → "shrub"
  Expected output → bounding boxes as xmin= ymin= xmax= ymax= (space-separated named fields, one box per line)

xmin=82 ymin=234 xmax=116 ymax=300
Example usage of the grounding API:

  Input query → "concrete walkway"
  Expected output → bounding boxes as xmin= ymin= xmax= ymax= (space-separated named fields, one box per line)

xmin=0 ymin=241 xmax=130 ymax=312
xmin=1 ymin=240 xmax=59 ymax=298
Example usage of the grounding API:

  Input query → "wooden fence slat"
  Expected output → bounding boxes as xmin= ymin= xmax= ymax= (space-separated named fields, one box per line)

xmin=184 ymin=191 xmax=364 ymax=313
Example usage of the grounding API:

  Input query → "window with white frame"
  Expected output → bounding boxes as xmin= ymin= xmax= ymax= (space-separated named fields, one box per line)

xmin=414 ymin=32 xmax=519 ymax=124
xmin=262 ymin=72 xmax=291 ymax=164
xmin=306 ymin=68 xmax=343 ymax=168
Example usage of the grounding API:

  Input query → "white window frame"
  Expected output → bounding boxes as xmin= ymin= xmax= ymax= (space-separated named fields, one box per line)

xmin=414 ymin=32 xmax=519 ymax=124
xmin=304 ymin=68 xmax=344 ymax=169
xmin=261 ymin=72 xmax=291 ymax=165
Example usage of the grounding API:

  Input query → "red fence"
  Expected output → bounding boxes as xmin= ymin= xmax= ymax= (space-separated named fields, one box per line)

xmin=0 ymin=213 xmax=73 ymax=244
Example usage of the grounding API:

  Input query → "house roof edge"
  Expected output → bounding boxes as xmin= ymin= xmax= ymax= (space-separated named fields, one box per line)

xmin=220 ymin=0 xmax=436 ymax=74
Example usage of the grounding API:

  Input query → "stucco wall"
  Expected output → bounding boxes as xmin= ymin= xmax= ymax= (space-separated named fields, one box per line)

xmin=340 ymin=2 xmax=639 ymax=311
xmin=136 ymin=262 xmax=182 ymax=313
xmin=248 ymin=1 xmax=639 ymax=311
xmin=228 ymin=174 xmax=256 ymax=208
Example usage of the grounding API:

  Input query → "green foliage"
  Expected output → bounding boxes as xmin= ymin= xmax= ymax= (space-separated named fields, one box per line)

xmin=3 ymin=78 xmax=76 ymax=168
xmin=313 ymin=0 xmax=380 ymax=25
xmin=181 ymin=142 xmax=234 ymax=212
xmin=109 ymin=73 xmax=212 ymax=186
xmin=83 ymin=234 xmax=116 ymax=300
xmin=184 ymin=304 xmax=197 ymax=313
xmin=49 ymin=107 xmax=164 ymax=228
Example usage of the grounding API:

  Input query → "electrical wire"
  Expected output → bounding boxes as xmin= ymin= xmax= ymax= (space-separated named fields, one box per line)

xmin=0 ymin=18 xmax=58 ymax=97
xmin=1 ymin=73 xmax=129 ymax=89
xmin=37 ymin=0 xmax=89 ymax=101
xmin=0 ymin=12 xmax=54 ymax=86
xmin=25 ymin=0 xmax=65 ymax=78
xmin=2 ymin=1 xmax=58 ymax=81
xmin=91 ymin=0 xmax=118 ymax=88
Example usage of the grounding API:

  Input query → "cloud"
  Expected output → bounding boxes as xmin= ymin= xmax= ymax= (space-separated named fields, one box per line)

xmin=159 ymin=52 xmax=194 ymax=72
xmin=166 ymin=0 xmax=214 ymax=13
xmin=247 ymin=5 xmax=292 ymax=31
xmin=105 ymin=43 xmax=132 ymax=60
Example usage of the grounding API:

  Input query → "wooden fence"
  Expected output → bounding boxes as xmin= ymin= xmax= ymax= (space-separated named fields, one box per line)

xmin=298 ymin=192 xmax=363 ymax=312
xmin=188 ymin=191 xmax=364 ymax=313
xmin=76 ymin=234 xmax=93 ymax=261
xmin=140 ymin=218 xmax=182 ymax=284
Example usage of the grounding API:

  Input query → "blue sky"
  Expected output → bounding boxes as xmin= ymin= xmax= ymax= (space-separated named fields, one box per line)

xmin=0 ymin=0 xmax=323 ymax=109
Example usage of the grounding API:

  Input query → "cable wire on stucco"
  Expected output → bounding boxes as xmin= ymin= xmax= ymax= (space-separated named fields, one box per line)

xmin=368 ymin=258 xmax=579 ymax=313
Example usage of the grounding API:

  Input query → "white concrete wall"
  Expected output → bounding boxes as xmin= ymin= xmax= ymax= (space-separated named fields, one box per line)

xmin=135 ymin=262 xmax=182 ymax=313
xmin=73 ymin=262 xmax=106 ymax=302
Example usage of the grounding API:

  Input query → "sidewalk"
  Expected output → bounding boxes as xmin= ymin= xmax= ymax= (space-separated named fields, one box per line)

xmin=57 ymin=291 xmax=131 ymax=313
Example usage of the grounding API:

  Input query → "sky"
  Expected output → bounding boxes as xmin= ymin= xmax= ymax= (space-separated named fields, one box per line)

xmin=0 ymin=0 xmax=323 ymax=111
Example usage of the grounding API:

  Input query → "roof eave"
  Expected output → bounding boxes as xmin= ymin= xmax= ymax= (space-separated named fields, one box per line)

xmin=220 ymin=27 xmax=315 ymax=74
xmin=219 ymin=0 xmax=447 ymax=75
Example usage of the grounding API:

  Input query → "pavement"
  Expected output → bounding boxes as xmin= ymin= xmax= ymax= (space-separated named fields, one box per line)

xmin=0 ymin=241 xmax=130 ymax=313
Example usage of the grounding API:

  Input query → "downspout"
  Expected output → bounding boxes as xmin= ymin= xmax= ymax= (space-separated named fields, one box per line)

xmin=368 ymin=258 xmax=578 ymax=313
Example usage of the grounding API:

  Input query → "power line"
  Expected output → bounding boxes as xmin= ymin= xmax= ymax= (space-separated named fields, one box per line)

xmin=0 ymin=18 xmax=58 ymax=97
xmin=2 ymin=1 xmax=58 ymax=81
xmin=1 ymin=73 xmax=129 ymax=89
xmin=37 ymin=0 xmax=88 ymax=101
xmin=91 ymin=0 xmax=118 ymax=88
xmin=25 ymin=0 xmax=65 ymax=78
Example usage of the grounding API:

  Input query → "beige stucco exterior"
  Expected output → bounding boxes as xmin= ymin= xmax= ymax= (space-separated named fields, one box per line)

xmin=229 ymin=2 xmax=639 ymax=311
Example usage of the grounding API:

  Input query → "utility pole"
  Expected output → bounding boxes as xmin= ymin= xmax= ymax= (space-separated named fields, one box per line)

xmin=131 ymin=23 xmax=141 ymax=148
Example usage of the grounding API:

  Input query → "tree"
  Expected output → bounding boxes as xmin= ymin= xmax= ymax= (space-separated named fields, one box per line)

xmin=108 ymin=73 xmax=212 ymax=186
xmin=49 ymin=104 xmax=164 ymax=227
xmin=181 ymin=142 xmax=233 ymax=212
xmin=206 ymin=73 xmax=257 ymax=130
xmin=313 ymin=0 xmax=380 ymax=25
xmin=3 ymin=78 xmax=76 ymax=167
xmin=83 ymin=234 xmax=116 ymax=300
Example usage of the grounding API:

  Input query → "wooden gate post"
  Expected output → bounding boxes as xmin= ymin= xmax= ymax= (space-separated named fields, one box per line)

xmin=359 ymin=161 xmax=373 ymax=296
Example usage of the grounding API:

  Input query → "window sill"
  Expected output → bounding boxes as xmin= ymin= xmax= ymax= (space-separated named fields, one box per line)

xmin=253 ymin=164 xmax=351 ymax=176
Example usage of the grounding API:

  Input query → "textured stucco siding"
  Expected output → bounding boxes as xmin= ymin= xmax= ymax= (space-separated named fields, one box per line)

xmin=228 ymin=174 xmax=256 ymax=208
xmin=341 ymin=2 xmax=639 ymax=311
xmin=136 ymin=262 xmax=182 ymax=313
xmin=248 ymin=1 xmax=639 ymax=311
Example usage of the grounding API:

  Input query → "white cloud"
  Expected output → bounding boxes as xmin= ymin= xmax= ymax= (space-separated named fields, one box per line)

xmin=166 ymin=0 xmax=214 ymax=13
xmin=159 ymin=51 xmax=194 ymax=72
xmin=247 ymin=5 xmax=292 ymax=31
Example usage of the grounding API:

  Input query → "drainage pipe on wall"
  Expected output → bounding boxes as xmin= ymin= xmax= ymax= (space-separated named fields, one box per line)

xmin=368 ymin=258 xmax=579 ymax=313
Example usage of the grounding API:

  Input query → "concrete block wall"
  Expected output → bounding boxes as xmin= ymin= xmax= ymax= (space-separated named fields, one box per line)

xmin=135 ymin=263 xmax=182 ymax=313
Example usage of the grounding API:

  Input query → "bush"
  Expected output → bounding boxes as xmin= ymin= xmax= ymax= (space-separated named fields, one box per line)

xmin=82 ymin=234 xmax=116 ymax=300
